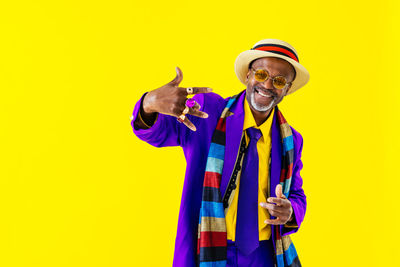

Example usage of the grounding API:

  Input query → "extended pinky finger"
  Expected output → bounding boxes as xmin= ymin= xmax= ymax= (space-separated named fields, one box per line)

xmin=177 ymin=116 xmax=196 ymax=131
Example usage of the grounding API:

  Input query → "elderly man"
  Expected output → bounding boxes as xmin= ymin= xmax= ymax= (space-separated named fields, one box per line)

xmin=131 ymin=39 xmax=309 ymax=267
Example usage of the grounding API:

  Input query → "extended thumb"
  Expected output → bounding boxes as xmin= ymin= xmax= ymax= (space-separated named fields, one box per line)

xmin=276 ymin=184 xmax=283 ymax=198
xmin=170 ymin=66 xmax=183 ymax=85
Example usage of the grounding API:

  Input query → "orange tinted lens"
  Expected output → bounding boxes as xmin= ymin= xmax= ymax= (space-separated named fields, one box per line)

xmin=254 ymin=69 xmax=269 ymax=82
xmin=273 ymin=76 xmax=287 ymax=89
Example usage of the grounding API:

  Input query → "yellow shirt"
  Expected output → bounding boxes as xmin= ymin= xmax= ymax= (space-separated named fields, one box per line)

xmin=225 ymin=97 xmax=274 ymax=241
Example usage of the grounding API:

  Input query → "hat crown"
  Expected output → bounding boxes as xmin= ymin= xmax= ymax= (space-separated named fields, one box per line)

xmin=252 ymin=39 xmax=297 ymax=56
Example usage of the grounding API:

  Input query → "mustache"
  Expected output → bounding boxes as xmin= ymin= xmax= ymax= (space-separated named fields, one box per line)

xmin=253 ymin=85 xmax=277 ymax=98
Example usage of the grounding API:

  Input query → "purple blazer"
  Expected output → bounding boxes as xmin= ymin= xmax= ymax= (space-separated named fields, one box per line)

xmin=131 ymin=89 xmax=306 ymax=267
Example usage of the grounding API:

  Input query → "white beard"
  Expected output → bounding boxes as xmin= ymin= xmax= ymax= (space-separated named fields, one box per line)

xmin=250 ymin=90 xmax=275 ymax=112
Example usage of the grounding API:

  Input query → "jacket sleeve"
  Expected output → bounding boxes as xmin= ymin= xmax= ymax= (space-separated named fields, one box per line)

xmin=130 ymin=92 xmax=203 ymax=148
xmin=281 ymin=130 xmax=307 ymax=236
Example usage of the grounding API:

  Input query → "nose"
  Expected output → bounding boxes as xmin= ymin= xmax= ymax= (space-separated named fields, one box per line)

xmin=262 ymin=77 xmax=275 ymax=90
xmin=259 ymin=78 xmax=279 ymax=94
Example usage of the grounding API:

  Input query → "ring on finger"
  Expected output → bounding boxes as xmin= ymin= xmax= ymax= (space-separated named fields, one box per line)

xmin=185 ymin=98 xmax=196 ymax=108
xmin=182 ymin=106 xmax=189 ymax=115
xmin=186 ymin=87 xmax=194 ymax=95
xmin=178 ymin=114 xmax=186 ymax=121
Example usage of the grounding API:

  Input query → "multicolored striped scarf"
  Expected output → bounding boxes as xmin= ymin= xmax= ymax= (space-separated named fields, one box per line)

xmin=196 ymin=93 xmax=301 ymax=267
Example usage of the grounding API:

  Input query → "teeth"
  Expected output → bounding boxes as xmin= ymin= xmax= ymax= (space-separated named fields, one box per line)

xmin=256 ymin=89 xmax=271 ymax=97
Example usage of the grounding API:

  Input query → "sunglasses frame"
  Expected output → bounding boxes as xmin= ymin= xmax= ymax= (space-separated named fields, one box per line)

xmin=250 ymin=67 xmax=291 ymax=90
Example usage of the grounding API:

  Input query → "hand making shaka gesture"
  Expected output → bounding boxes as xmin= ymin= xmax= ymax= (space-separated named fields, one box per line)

xmin=141 ymin=67 xmax=212 ymax=131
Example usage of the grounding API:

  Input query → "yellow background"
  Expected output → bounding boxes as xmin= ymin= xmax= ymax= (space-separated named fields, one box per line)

xmin=1 ymin=0 xmax=399 ymax=266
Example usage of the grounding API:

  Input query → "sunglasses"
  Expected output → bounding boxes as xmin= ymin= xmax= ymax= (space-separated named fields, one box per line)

xmin=250 ymin=68 xmax=290 ymax=90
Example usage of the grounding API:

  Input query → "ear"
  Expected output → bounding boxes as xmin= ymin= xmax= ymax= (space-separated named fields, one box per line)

xmin=245 ymin=70 xmax=251 ymax=82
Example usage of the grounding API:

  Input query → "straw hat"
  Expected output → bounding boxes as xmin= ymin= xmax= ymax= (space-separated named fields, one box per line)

xmin=234 ymin=39 xmax=310 ymax=95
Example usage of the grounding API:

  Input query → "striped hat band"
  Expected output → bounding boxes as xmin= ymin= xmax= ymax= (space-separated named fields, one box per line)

xmin=252 ymin=43 xmax=299 ymax=63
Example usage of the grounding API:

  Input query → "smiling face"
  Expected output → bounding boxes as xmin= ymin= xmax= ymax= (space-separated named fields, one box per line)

xmin=245 ymin=57 xmax=296 ymax=117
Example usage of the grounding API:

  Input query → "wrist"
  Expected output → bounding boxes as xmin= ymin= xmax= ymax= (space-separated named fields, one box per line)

xmin=142 ymin=91 xmax=156 ymax=114
xmin=288 ymin=208 xmax=294 ymax=222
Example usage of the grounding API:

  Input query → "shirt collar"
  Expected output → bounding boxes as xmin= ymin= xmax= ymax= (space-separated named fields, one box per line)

xmin=243 ymin=96 xmax=275 ymax=139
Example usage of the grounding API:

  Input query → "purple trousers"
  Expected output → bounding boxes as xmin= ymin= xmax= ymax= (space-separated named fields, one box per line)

xmin=227 ymin=239 xmax=275 ymax=267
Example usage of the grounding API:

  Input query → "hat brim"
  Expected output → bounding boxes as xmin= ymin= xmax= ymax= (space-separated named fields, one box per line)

xmin=234 ymin=50 xmax=310 ymax=95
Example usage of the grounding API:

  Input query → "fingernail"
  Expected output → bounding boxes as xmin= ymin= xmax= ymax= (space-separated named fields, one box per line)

xmin=267 ymin=198 xmax=272 ymax=202
xmin=203 ymin=113 xmax=209 ymax=118
xmin=207 ymin=87 xmax=212 ymax=92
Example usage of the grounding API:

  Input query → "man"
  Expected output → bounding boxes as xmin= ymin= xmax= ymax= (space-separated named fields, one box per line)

xmin=131 ymin=39 xmax=309 ymax=267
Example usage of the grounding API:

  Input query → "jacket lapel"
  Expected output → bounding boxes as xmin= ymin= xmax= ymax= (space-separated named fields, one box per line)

xmin=220 ymin=90 xmax=246 ymax=197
